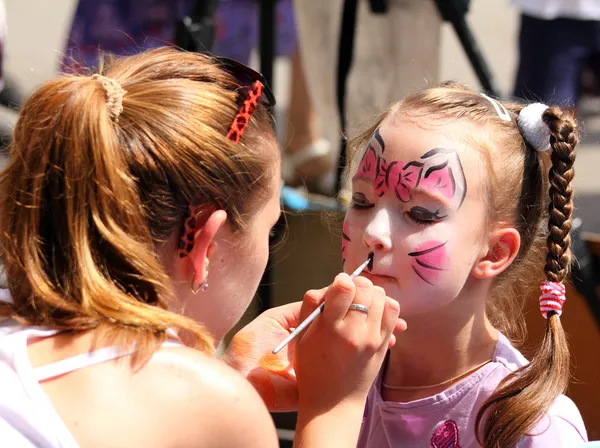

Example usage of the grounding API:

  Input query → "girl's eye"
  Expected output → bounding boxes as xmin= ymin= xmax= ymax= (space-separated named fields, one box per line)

xmin=408 ymin=206 xmax=447 ymax=226
xmin=350 ymin=193 xmax=374 ymax=210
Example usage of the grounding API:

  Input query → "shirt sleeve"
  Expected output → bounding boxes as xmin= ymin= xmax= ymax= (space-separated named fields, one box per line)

xmin=518 ymin=395 xmax=588 ymax=447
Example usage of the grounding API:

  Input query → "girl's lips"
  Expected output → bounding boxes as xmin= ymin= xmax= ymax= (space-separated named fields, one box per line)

xmin=362 ymin=271 xmax=395 ymax=282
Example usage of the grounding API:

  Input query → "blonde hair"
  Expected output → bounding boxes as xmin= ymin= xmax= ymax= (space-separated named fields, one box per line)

xmin=0 ymin=48 xmax=277 ymax=364
xmin=346 ymin=82 xmax=577 ymax=448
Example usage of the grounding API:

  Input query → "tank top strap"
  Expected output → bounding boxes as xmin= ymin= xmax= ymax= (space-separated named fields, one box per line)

xmin=33 ymin=339 xmax=184 ymax=382
xmin=33 ymin=345 xmax=136 ymax=382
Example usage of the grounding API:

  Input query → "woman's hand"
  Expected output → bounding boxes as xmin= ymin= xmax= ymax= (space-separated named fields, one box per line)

xmin=221 ymin=299 xmax=308 ymax=412
xmin=222 ymin=274 xmax=406 ymax=417
xmin=294 ymin=274 xmax=403 ymax=414
xmin=291 ymin=273 xmax=405 ymax=447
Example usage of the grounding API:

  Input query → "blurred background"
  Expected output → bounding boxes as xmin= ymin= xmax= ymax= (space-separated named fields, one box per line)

xmin=2 ymin=0 xmax=600 ymax=444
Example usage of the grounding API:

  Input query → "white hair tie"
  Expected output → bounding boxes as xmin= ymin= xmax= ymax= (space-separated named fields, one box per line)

xmin=517 ymin=103 xmax=551 ymax=152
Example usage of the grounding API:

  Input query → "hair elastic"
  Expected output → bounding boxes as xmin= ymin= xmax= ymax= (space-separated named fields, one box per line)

xmin=539 ymin=281 xmax=566 ymax=318
xmin=91 ymin=74 xmax=126 ymax=122
xmin=517 ymin=103 xmax=551 ymax=152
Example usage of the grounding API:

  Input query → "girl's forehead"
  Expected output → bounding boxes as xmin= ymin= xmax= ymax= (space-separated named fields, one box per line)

xmin=375 ymin=118 xmax=484 ymax=171
xmin=357 ymin=118 xmax=487 ymax=205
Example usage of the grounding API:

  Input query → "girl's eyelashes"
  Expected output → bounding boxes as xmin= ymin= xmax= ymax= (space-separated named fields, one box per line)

xmin=407 ymin=206 xmax=447 ymax=225
xmin=350 ymin=193 xmax=374 ymax=210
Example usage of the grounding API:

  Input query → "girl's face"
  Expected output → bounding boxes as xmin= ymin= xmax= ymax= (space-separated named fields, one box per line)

xmin=344 ymin=117 xmax=490 ymax=317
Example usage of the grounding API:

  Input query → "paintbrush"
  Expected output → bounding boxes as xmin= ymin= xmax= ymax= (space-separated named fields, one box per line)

xmin=272 ymin=255 xmax=373 ymax=355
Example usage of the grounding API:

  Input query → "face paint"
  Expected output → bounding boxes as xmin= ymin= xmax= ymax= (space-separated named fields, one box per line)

xmin=353 ymin=128 xmax=467 ymax=209
xmin=342 ymin=219 xmax=351 ymax=263
xmin=345 ymin=117 xmax=491 ymax=317
xmin=408 ymin=241 xmax=448 ymax=285
xmin=247 ymin=370 xmax=277 ymax=409
xmin=228 ymin=330 xmax=297 ymax=411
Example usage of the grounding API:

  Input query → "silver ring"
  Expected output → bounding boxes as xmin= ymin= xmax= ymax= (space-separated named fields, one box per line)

xmin=348 ymin=303 xmax=369 ymax=314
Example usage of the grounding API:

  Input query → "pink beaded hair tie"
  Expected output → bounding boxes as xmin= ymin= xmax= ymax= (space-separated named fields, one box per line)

xmin=539 ymin=281 xmax=566 ymax=318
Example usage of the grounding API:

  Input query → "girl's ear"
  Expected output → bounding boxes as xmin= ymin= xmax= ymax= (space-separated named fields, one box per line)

xmin=472 ymin=227 xmax=521 ymax=279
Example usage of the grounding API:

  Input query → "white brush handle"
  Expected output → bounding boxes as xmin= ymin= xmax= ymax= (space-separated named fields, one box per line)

xmin=272 ymin=258 xmax=371 ymax=354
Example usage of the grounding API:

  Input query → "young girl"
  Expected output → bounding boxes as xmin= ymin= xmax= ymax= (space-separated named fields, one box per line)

xmin=340 ymin=83 xmax=588 ymax=447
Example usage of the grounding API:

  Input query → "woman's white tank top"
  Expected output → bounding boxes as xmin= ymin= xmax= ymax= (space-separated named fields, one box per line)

xmin=0 ymin=318 xmax=182 ymax=447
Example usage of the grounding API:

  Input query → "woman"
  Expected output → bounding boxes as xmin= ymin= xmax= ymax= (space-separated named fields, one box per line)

xmin=0 ymin=48 xmax=403 ymax=447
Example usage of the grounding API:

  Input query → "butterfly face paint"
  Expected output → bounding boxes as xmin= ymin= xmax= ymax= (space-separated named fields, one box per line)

xmin=345 ymin=118 xmax=489 ymax=316
xmin=355 ymin=128 xmax=467 ymax=209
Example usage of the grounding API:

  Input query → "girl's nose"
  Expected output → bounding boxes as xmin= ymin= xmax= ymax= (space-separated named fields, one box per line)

xmin=363 ymin=209 xmax=392 ymax=252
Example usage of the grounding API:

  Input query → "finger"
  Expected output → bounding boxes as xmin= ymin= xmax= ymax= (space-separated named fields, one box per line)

xmin=388 ymin=333 xmax=397 ymax=349
xmin=365 ymin=282 xmax=386 ymax=331
xmin=394 ymin=318 xmax=407 ymax=335
xmin=299 ymin=287 xmax=327 ymax=324
xmin=264 ymin=301 xmax=303 ymax=330
xmin=380 ymin=298 xmax=400 ymax=350
xmin=373 ymin=285 xmax=386 ymax=296
xmin=341 ymin=276 xmax=374 ymax=328
xmin=321 ymin=273 xmax=355 ymax=326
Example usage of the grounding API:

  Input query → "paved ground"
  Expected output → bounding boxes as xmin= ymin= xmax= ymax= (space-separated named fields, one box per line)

xmin=3 ymin=0 xmax=599 ymax=231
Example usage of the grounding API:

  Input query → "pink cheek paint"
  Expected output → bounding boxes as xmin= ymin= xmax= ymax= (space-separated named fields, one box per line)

xmin=408 ymin=240 xmax=448 ymax=286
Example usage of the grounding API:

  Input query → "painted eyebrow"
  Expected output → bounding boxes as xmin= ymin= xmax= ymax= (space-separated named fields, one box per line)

xmin=409 ymin=186 xmax=452 ymax=207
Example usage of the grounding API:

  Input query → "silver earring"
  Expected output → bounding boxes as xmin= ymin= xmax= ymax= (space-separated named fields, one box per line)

xmin=191 ymin=271 xmax=208 ymax=294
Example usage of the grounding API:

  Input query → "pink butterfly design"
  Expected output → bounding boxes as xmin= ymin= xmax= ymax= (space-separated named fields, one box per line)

xmin=420 ymin=161 xmax=455 ymax=199
xmin=385 ymin=161 xmax=424 ymax=202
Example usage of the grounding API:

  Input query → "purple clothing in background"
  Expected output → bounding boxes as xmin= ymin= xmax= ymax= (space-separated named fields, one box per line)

xmin=62 ymin=0 xmax=297 ymax=71
xmin=358 ymin=333 xmax=587 ymax=447
xmin=0 ymin=0 xmax=6 ymax=90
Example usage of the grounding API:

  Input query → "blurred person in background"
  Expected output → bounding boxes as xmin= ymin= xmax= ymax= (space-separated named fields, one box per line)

xmin=62 ymin=0 xmax=333 ymax=195
xmin=512 ymin=0 xmax=600 ymax=115
xmin=0 ymin=0 xmax=21 ymax=151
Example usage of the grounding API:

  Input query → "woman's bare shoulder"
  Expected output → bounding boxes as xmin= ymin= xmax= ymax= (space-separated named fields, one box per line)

xmin=134 ymin=345 xmax=279 ymax=448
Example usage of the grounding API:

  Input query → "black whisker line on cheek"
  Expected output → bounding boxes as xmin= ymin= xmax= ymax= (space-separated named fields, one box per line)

xmin=407 ymin=241 xmax=447 ymax=257
xmin=342 ymin=232 xmax=351 ymax=241
xmin=416 ymin=259 xmax=447 ymax=271
xmin=411 ymin=265 xmax=435 ymax=285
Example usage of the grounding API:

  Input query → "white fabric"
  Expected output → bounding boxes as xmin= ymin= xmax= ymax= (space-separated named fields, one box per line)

xmin=512 ymin=0 xmax=600 ymax=20
xmin=0 ymin=324 xmax=182 ymax=447
xmin=518 ymin=103 xmax=551 ymax=151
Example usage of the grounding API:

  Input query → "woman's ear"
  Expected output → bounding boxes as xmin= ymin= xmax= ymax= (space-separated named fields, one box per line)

xmin=188 ymin=210 xmax=227 ymax=290
xmin=472 ymin=227 xmax=521 ymax=279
